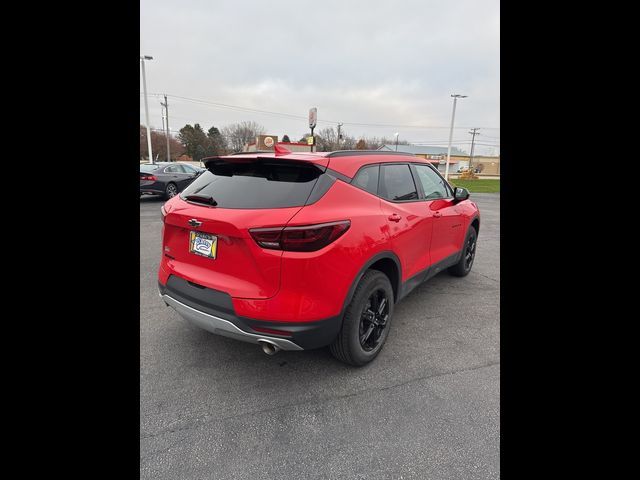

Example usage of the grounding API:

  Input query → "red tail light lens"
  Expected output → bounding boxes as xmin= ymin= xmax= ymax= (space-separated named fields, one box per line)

xmin=160 ymin=205 xmax=167 ymax=223
xmin=141 ymin=175 xmax=157 ymax=181
xmin=250 ymin=221 xmax=350 ymax=252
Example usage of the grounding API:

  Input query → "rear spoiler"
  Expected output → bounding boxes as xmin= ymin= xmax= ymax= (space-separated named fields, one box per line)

xmin=203 ymin=153 xmax=329 ymax=171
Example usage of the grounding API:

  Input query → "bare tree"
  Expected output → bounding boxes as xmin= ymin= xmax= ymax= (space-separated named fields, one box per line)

xmin=140 ymin=125 xmax=185 ymax=161
xmin=221 ymin=121 xmax=266 ymax=153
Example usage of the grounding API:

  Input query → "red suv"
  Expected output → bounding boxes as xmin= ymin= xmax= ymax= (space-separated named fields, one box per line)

xmin=157 ymin=149 xmax=480 ymax=365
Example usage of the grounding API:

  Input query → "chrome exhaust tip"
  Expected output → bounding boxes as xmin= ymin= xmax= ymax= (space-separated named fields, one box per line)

xmin=258 ymin=340 xmax=281 ymax=356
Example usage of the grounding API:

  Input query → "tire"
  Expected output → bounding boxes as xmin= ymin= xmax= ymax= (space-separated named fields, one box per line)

xmin=448 ymin=226 xmax=477 ymax=277
xmin=164 ymin=182 xmax=178 ymax=200
xmin=330 ymin=270 xmax=394 ymax=366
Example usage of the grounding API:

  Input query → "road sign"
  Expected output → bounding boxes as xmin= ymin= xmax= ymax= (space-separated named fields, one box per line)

xmin=307 ymin=136 xmax=315 ymax=146
xmin=309 ymin=107 xmax=317 ymax=128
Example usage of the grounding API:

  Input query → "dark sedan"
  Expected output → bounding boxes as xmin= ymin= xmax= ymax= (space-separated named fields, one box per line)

xmin=140 ymin=162 xmax=204 ymax=199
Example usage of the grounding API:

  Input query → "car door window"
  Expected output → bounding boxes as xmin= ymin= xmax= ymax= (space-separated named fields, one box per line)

xmin=165 ymin=164 xmax=186 ymax=173
xmin=181 ymin=164 xmax=197 ymax=174
xmin=352 ymin=165 xmax=379 ymax=195
xmin=379 ymin=164 xmax=418 ymax=202
xmin=413 ymin=164 xmax=450 ymax=200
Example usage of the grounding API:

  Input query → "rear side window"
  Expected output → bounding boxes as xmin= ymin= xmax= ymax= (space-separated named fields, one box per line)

xmin=413 ymin=164 xmax=450 ymax=199
xmin=379 ymin=164 xmax=419 ymax=202
xmin=180 ymin=161 xmax=322 ymax=209
xmin=165 ymin=164 xmax=185 ymax=173
xmin=352 ymin=165 xmax=379 ymax=195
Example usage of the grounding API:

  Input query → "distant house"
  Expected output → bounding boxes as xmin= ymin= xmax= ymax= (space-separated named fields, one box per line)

xmin=244 ymin=135 xmax=311 ymax=153
xmin=377 ymin=144 xmax=499 ymax=174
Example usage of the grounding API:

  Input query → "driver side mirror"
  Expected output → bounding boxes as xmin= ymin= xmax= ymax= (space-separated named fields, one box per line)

xmin=453 ymin=187 xmax=470 ymax=202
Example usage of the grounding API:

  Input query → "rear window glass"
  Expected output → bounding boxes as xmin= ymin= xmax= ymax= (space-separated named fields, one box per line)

xmin=353 ymin=165 xmax=379 ymax=195
xmin=180 ymin=161 xmax=323 ymax=209
xmin=140 ymin=164 xmax=160 ymax=173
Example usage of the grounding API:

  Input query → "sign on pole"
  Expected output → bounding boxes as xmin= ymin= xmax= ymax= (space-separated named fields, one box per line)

xmin=309 ymin=107 xmax=317 ymax=129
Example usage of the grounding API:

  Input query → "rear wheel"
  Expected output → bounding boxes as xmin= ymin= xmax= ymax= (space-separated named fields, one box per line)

xmin=164 ymin=182 xmax=178 ymax=200
xmin=448 ymin=226 xmax=477 ymax=277
xmin=330 ymin=270 xmax=394 ymax=366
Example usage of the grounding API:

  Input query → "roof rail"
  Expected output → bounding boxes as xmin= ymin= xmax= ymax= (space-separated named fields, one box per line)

xmin=327 ymin=150 xmax=416 ymax=158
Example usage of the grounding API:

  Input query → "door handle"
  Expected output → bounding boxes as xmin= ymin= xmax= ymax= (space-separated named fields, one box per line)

xmin=433 ymin=211 xmax=442 ymax=218
xmin=388 ymin=213 xmax=402 ymax=222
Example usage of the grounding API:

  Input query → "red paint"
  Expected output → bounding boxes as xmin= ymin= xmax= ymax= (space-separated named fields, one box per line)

xmin=159 ymin=152 xmax=479 ymax=323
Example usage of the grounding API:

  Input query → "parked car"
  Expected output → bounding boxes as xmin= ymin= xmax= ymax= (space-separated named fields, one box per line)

xmin=140 ymin=162 xmax=203 ymax=199
xmin=157 ymin=150 xmax=480 ymax=365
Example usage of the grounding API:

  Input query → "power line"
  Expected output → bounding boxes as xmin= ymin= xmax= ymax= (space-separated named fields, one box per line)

xmin=140 ymin=92 xmax=500 ymax=130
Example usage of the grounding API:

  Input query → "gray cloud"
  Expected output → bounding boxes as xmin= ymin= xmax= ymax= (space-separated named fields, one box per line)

xmin=141 ymin=0 xmax=499 ymax=154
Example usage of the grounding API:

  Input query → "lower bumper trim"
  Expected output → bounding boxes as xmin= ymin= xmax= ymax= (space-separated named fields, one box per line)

xmin=162 ymin=294 xmax=304 ymax=351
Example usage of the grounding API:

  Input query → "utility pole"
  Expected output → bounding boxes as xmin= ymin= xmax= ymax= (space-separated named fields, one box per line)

xmin=468 ymin=128 xmax=480 ymax=172
xmin=161 ymin=94 xmax=171 ymax=161
xmin=445 ymin=94 xmax=467 ymax=180
xmin=337 ymin=122 xmax=343 ymax=150
xmin=394 ymin=132 xmax=399 ymax=151
xmin=140 ymin=55 xmax=154 ymax=164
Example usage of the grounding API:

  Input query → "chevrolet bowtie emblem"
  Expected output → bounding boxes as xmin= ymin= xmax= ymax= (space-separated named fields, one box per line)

xmin=187 ymin=219 xmax=202 ymax=227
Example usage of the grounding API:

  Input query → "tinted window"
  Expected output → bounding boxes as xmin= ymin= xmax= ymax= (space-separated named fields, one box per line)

xmin=413 ymin=164 xmax=450 ymax=200
xmin=165 ymin=164 xmax=185 ymax=173
xmin=181 ymin=164 xmax=197 ymax=174
xmin=180 ymin=161 xmax=323 ymax=209
xmin=379 ymin=164 xmax=418 ymax=202
xmin=140 ymin=164 xmax=160 ymax=173
xmin=352 ymin=165 xmax=379 ymax=195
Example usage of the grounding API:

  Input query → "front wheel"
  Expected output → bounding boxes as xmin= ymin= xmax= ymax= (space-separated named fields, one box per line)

xmin=448 ymin=226 xmax=477 ymax=277
xmin=329 ymin=270 xmax=394 ymax=366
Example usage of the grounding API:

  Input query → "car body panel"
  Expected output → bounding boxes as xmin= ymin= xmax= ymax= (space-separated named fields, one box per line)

xmin=158 ymin=151 xmax=480 ymax=346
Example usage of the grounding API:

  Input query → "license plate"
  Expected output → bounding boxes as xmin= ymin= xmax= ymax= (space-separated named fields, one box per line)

xmin=189 ymin=231 xmax=217 ymax=259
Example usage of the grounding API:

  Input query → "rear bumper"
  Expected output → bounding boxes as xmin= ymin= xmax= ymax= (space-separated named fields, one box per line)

xmin=161 ymin=294 xmax=304 ymax=351
xmin=158 ymin=276 xmax=342 ymax=350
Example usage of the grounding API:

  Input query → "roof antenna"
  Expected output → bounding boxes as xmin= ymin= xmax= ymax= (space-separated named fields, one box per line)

xmin=274 ymin=143 xmax=291 ymax=156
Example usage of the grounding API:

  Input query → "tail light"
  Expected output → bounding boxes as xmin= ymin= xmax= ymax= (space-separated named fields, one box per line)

xmin=160 ymin=205 xmax=167 ymax=223
xmin=250 ymin=221 xmax=350 ymax=252
xmin=141 ymin=175 xmax=157 ymax=181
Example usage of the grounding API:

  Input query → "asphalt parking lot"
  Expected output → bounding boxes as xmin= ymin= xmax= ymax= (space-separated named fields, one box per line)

xmin=140 ymin=192 xmax=500 ymax=479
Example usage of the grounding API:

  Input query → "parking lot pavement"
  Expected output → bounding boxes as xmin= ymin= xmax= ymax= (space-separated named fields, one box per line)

xmin=140 ymin=192 xmax=500 ymax=480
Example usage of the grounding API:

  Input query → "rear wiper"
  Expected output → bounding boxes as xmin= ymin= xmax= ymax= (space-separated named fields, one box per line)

xmin=184 ymin=194 xmax=217 ymax=206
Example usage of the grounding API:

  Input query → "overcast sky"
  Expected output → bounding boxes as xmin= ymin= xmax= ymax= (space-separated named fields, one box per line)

xmin=140 ymin=0 xmax=499 ymax=155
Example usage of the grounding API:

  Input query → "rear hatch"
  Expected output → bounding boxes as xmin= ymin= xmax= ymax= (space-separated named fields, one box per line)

xmin=162 ymin=156 xmax=329 ymax=299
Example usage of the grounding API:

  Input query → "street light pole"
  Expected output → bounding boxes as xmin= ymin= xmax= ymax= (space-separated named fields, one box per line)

xmin=445 ymin=94 xmax=467 ymax=180
xmin=140 ymin=55 xmax=154 ymax=164
xmin=394 ymin=132 xmax=399 ymax=151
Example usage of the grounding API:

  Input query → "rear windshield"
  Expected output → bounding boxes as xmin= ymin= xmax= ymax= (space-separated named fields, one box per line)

xmin=180 ymin=161 xmax=323 ymax=209
xmin=140 ymin=164 xmax=160 ymax=173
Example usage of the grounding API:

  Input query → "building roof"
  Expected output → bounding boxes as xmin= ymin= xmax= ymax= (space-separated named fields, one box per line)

xmin=378 ymin=144 xmax=466 ymax=156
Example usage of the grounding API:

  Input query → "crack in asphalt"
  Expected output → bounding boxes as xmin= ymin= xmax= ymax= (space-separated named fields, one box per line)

xmin=140 ymin=360 xmax=500 ymax=443
xmin=471 ymin=271 xmax=499 ymax=283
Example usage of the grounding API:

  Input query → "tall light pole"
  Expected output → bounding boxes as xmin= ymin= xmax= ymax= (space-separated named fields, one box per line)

xmin=140 ymin=55 xmax=154 ymax=164
xmin=444 ymin=94 xmax=467 ymax=180
xmin=394 ymin=132 xmax=399 ymax=151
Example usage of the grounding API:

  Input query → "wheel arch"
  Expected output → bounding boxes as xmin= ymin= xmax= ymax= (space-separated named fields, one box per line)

xmin=341 ymin=251 xmax=402 ymax=313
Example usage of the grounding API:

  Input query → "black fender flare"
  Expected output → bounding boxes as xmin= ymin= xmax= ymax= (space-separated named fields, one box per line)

xmin=340 ymin=251 xmax=402 ymax=315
